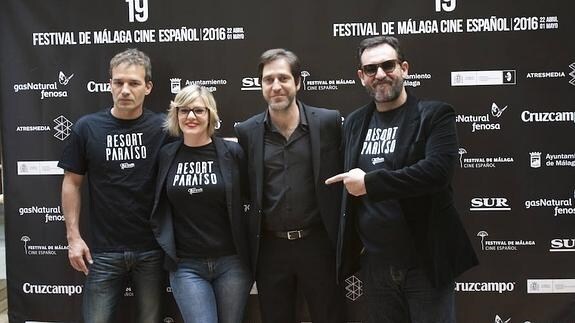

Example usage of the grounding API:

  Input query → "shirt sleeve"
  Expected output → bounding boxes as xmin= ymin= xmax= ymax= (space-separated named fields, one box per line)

xmin=57 ymin=127 xmax=87 ymax=175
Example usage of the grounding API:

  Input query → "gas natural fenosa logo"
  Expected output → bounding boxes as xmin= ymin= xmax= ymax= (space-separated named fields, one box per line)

xmin=495 ymin=315 xmax=511 ymax=323
xmin=13 ymin=71 xmax=74 ymax=100
xmin=456 ymin=102 xmax=508 ymax=132
xmin=58 ymin=71 xmax=74 ymax=85
xmin=524 ymin=189 xmax=574 ymax=217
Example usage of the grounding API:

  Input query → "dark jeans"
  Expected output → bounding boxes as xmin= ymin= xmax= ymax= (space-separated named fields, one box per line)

xmin=256 ymin=229 xmax=345 ymax=323
xmin=82 ymin=249 xmax=165 ymax=323
xmin=361 ymin=254 xmax=455 ymax=323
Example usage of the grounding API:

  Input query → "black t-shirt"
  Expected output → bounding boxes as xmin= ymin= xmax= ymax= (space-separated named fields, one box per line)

xmin=166 ymin=142 xmax=235 ymax=258
xmin=357 ymin=103 xmax=417 ymax=267
xmin=58 ymin=108 xmax=169 ymax=252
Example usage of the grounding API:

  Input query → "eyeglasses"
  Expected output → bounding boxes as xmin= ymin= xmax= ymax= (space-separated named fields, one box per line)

xmin=178 ymin=107 xmax=208 ymax=117
xmin=361 ymin=59 xmax=402 ymax=76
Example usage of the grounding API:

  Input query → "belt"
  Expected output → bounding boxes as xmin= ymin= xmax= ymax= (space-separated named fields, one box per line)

xmin=265 ymin=226 xmax=319 ymax=240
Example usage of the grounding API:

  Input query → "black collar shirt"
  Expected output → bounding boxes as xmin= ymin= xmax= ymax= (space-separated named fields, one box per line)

xmin=262 ymin=103 xmax=320 ymax=231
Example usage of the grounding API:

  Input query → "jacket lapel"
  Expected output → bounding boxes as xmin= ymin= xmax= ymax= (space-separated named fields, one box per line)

xmin=252 ymin=115 xmax=265 ymax=207
xmin=347 ymin=103 xmax=374 ymax=170
xmin=154 ymin=140 xmax=181 ymax=261
xmin=157 ymin=141 xmax=181 ymax=193
xmin=214 ymin=138 xmax=233 ymax=223
xmin=304 ymin=103 xmax=321 ymax=185
xmin=392 ymin=98 xmax=421 ymax=169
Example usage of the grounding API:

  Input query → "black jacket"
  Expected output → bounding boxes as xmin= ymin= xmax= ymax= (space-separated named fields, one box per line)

xmin=150 ymin=137 xmax=251 ymax=273
xmin=337 ymin=97 xmax=478 ymax=287
xmin=235 ymin=101 xmax=343 ymax=278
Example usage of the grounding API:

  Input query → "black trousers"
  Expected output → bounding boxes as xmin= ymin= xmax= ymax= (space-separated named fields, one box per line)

xmin=256 ymin=229 xmax=345 ymax=323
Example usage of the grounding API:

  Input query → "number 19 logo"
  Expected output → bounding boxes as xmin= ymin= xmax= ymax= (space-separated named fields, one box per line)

xmin=126 ymin=0 xmax=148 ymax=22
xmin=435 ymin=0 xmax=456 ymax=12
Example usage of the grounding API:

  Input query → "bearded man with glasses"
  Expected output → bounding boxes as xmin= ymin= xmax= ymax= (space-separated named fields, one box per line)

xmin=326 ymin=36 xmax=478 ymax=323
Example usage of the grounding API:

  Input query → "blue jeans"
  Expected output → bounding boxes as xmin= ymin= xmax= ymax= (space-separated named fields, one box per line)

xmin=170 ymin=254 xmax=252 ymax=323
xmin=82 ymin=249 xmax=165 ymax=323
xmin=361 ymin=255 xmax=455 ymax=323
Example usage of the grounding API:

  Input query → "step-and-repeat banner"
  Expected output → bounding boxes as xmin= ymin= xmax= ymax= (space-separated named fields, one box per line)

xmin=1 ymin=0 xmax=573 ymax=322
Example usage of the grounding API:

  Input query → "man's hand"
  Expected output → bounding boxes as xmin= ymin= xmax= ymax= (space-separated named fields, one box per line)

xmin=325 ymin=168 xmax=367 ymax=196
xmin=67 ymin=237 xmax=93 ymax=275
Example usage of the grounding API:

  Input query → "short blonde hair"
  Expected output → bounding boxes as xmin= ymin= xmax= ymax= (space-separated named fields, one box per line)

xmin=164 ymin=85 xmax=220 ymax=137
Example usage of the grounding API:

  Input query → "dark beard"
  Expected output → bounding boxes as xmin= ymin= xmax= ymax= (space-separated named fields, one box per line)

xmin=367 ymin=78 xmax=403 ymax=103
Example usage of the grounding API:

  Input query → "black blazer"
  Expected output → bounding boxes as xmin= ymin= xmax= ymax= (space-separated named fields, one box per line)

xmin=150 ymin=137 xmax=251 ymax=273
xmin=234 ymin=101 xmax=343 ymax=277
xmin=336 ymin=96 xmax=478 ymax=287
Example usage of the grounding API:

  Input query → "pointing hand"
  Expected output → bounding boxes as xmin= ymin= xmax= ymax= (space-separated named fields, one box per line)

xmin=325 ymin=168 xmax=367 ymax=196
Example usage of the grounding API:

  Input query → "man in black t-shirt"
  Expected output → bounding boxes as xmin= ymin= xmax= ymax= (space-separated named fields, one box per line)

xmin=59 ymin=49 xmax=169 ymax=323
xmin=327 ymin=36 xmax=478 ymax=323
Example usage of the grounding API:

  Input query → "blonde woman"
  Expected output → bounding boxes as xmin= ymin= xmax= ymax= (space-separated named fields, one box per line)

xmin=150 ymin=84 xmax=252 ymax=323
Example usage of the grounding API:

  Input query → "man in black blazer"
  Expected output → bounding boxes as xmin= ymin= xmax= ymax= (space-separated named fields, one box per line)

xmin=235 ymin=48 xmax=344 ymax=323
xmin=326 ymin=36 xmax=478 ymax=323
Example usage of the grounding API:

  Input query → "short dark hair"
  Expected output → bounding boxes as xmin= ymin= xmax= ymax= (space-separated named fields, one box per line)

xmin=109 ymin=48 xmax=152 ymax=82
xmin=258 ymin=48 xmax=301 ymax=86
xmin=357 ymin=36 xmax=405 ymax=68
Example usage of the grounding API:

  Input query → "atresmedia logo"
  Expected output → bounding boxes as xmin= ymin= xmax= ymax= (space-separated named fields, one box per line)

xmin=16 ymin=115 xmax=73 ymax=141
